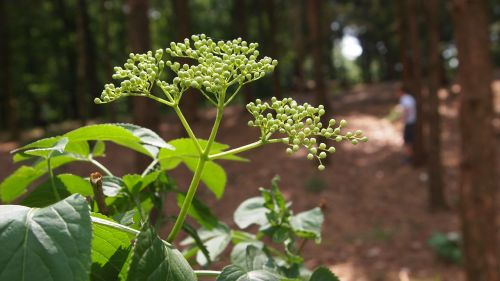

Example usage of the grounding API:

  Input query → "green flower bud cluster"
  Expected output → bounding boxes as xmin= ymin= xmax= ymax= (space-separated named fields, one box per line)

xmin=246 ymin=97 xmax=368 ymax=170
xmin=165 ymin=34 xmax=278 ymax=101
xmin=96 ymin=35 xmax=277 ymax=106
xmin=95 ymin=49 xmax=166 ymax=104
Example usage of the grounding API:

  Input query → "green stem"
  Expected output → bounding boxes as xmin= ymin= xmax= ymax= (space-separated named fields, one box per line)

xmin=91 ymin=216 xmax=140 ymax=236
xmin=141 ymin=159 xmax=158 ymax=177
xmin=173 ymin=105 xmax=203 ymax=154
xmin=47 ymin=157 xmax=61 ymax=201
xmin=194 ymin=270 xmax=221 ymax=278
xmin=167 ymin=94 xmax=226 ymax=242
xmin=89 ymin=158 xmax=114 ymax=176
xmin=167 ymin=158 xmax=207 ymax=242
xmin=208 ymin=138 xmax=285 ymax=160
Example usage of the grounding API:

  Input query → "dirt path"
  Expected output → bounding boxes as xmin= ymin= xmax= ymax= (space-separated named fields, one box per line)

xmin=3 ymin=82 xmax=499 ymax=281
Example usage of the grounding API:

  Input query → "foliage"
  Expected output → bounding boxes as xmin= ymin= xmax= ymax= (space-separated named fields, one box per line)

xmin=428 ymin=232 xmax=462 ymax=264
xmin=0 ymin=36 xmax=367 ymax=280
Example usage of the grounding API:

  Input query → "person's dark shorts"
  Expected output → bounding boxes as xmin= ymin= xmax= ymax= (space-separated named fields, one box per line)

xmin=403 ymin=123 xmax=415 ymax=144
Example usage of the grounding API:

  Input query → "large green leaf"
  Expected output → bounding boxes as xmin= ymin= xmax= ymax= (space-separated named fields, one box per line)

xmin=0 ymin=155 xmax=83 ymax=202
xmin=91 ymin=214 xmax=134 ymax=281
xmin=234 ymin=197 xmax=268 ymax=229
xmin=64 ymin=123 xmax=172 ymax=158
xmin=181 ymin=223 xmax=232 ymax=266
xmin=290 ymin=208 xmax=324 ymax=243
xmin=0 ymin=195 xmax=92 ymax=281
xmin=127 ymin=224 xmax=196 ymax=281
xmin=308 ymin=267 xmax=340 ymax=281
xmin=216 ymin=265 xmax=283 ymax=281
xmin=21 ymin=173 xmax=93 ymax=207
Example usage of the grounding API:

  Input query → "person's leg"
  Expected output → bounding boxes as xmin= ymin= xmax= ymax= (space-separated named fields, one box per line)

xmin=403 ymin=123 xmax=414 ymax=163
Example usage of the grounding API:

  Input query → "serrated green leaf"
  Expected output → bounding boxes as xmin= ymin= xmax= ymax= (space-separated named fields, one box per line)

xmin=234 ymin=197 xmax=268 ymax=229
xmin=24 ymin=137 xmax=69 ymax=158
xmin=0 ymin=154 xmax=83 ymax=202
xmin=181 ymin=223 xmax=232 ymax=266
xmin=309 ymin=267 xmax=340 ymax=281
xmin=90 ymin=214 xmax=134 ymax=281
xmin=127 ymin=224 xmax=196 ymax=281
xmin=230 ymin=242 xmax=265 ymax=270
xmin=92 ymin=141 xmax=106 ymax=157
xmin=290 ymin=208 xmax=324 ymax=243
xmin=0 ymin=195 xmax=92 ymax=281
xmin=21 ymin=173 xmax=93 ymax=207
xmin=216 ymin=265 xmax=283 ymax=281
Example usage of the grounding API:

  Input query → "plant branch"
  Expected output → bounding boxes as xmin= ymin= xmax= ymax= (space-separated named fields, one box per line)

xmin=141 ymin=159 xmax=159 ymax=177
xmin=208 ymin=138 xmax=286 ymax=160
xmin=167 ymin=92 xmax=226 ymax=242
xmin=91 ymin=215 xmax=140 ymax=236
xmin=194 ymin=270 xmax=221 ymax=278
xmin=173 ymin=105 xmax=203 ymax=154
xmin=90 ymin=172 xmax=109 ymax=215
xmin=88 ymin=157 xmax=114 ymax=176
xmin=47 ymin=157 xmax=61 ymax=201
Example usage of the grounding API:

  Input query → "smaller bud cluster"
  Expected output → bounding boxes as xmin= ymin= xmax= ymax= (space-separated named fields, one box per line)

xmin=246 ymin=97 xmax=368 ymax=170
xmin=95 ymin=50 xmax=167 ymax=104
xmin=165 ymin=34 xmax=278 ymax=100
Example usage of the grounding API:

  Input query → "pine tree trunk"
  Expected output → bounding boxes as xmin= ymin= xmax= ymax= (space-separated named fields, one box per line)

xmin=76 ymin=0 xmax=99 ymax=124
xmin=406 ymin=0 xmax=426 ymax=166
xmin=0 ymin=0 xmax=19 ymax=140
xmin=450 ymin=1 xmax=499 ymax=280
xmin=233 ymin=0 xmax=253 ymax=106
xmin=127 ymin=0 xmax=160 ymax=172
xmin=264 ymin=0 xmax=281 ymax=98
xmin=424 ymin=0 xmax=448 ymax=211
xmin=307 ymin=0 xmax=328 ymax=109
xmin=173 ymin=0 xmax=199 ymax=124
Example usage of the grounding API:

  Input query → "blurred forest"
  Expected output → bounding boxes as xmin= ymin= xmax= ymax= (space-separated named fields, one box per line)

xmin=1 ymin=0 xmax=500 ymax=281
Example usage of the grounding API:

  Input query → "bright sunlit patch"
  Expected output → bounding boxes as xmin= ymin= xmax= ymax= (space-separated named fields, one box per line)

xmin=341 ymin=35 xmax=363 ymax=60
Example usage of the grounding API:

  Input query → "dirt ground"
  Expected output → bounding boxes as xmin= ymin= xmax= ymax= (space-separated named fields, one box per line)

xmin=2 ymin=82 xmax=499 ymax=281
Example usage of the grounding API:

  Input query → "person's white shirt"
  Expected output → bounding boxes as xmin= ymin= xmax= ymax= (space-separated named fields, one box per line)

xmin=399 ymin=94 xmax=416 ymax=124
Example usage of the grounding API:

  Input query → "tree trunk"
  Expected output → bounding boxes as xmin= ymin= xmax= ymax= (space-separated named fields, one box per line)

xmin=76 ymin=0 xmax=99 ymax=124
xmin=173 ymin=0 xmax=199 ymax=124
xmin=397 ymin=0 xmax=412 ymax=90
xmin=264 ymin=0 xmax=281 ymax=98
xmin=307 ymin=0 xmax=328 ymax=109
xmin=233 ymin=0 xmax=253 ymax=106
xmin=127 ymin=0 xmax=160 ymax=171
xmin=406 ymin=0 xmax=426 ymax=166
xmin=291 ymin=0 xmax=305 ymax=92
xmin=450 ymin=1 xmax=499 ymax=280
xmin=100 ymin=0 xmax=118 ymax=121
xmin=424 ymin=0 xmax=448 ymax=211
xmin=0 ymin=0 xmax=19 ymax=140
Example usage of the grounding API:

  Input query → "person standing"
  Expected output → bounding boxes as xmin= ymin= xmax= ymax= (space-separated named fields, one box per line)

xmin=397 ymin=86 xmax=417 ymax=162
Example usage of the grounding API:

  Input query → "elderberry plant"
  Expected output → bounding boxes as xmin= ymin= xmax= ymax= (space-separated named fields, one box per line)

xmin=0 ymin=35 xmax=366 ymax=281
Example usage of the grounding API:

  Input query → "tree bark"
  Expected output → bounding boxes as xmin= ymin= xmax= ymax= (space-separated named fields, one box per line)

xmin=424 ymin=0 xmax=448 ymax=211
xmin=76 ymin=0 xmax=99 ymax=124
xmin=233 ymin=0 xmax=253 ymax=106
xmin=291 ymin=0 xmax=305 ymax=92
xmin=0 ymin=0 xmax=19 ymax=140
xmin=264 ymin=0 xmax=281 ymax=98
xmin=127 ymin=0 xmax=160 ymax=172
xmin=406 ymin=0 xmax=426 ymax=166
xmin=307 ymin=0 xmax=328 ymax=109
xmin=450 ymin=1 xmax=499 ymax=280
xmin=173 ymin=0 xmax=199 ymax=124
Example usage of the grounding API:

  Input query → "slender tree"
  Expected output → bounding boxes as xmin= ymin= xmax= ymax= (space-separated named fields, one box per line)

xmin=450 ymin=0 xmax=499 ymax=280
xmin=233 ymin=0 xmax=253 ymax=106
xmin=173 ymin=0 xmax=198 ymax=124
xmin=264 ymin=0 xmax=281 ymax=98
xmin=76 ymin=0 xmax=99 ymax=123
xmin=406 ymin=0 xmax=426 ymax=166
xmin=424 ymin=0 xmax=448 ymax=211
xmin=127 ymin=0 xmax=160 ymax=171
xmin=0 ymin=0 xmax=19 ymax=140
xmin=307 ymin=0 xmax=329 ymax=109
